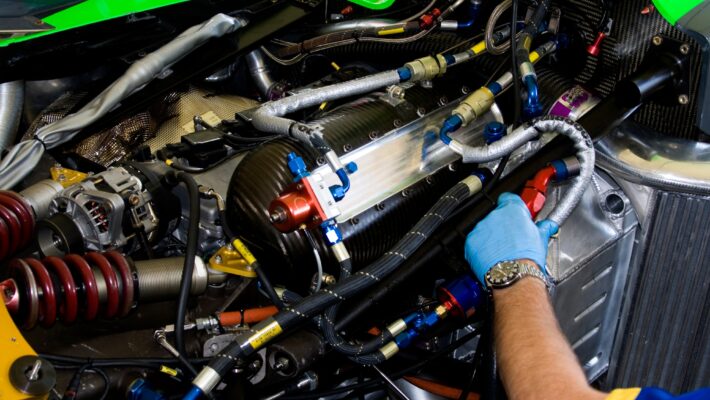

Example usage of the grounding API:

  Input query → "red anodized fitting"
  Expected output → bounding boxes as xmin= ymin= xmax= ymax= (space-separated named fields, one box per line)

xmin=0 ymin=190 xmax=35 ymax=261
xmin=2 ymin=251 xmax=135 ymax=329
xmin=268 ymin=179 xmax=328 ymax=233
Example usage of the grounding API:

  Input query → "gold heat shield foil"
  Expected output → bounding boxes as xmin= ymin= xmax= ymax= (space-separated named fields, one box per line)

xmin=70 ymin=87 xmax=258 ymax=167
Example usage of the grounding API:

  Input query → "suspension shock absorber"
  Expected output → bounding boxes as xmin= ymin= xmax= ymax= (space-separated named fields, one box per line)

xmin=1 ymin=252 xmax=225 ymax=329
xmin=0 ymin=180 xmax=63 ymax=262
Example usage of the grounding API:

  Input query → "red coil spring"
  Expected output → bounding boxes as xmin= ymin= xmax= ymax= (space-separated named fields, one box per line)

xmin=0 ymin=190 xmax=35 ymax=261
xmin=1 ymin=251 xmax=135 ymax=329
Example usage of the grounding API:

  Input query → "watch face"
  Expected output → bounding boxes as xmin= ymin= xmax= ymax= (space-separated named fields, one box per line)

xmin=486 ymin=262 xmax=520 ymax=286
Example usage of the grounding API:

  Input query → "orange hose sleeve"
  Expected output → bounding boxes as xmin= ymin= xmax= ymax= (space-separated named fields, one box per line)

xmin=218 ymin=306 xmax=279 ymax=326
xmin=405 ymin=376 xmax=480 ymax=400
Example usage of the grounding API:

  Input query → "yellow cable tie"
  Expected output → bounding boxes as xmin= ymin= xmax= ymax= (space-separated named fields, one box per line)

xmin=160 ymin=365 xmax=179 ymax=377
xmin=319 ymin=102 xmax=328 ymax=110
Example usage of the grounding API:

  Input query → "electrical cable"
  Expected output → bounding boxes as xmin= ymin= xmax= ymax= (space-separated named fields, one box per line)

xmin=166 ymin=171 xmax=200 ymax=359
xmin=255 ymin=262 xmax=285 ymax=309
xmin=303 ymin=229 xmax=324 ymax=293
xmin=86 ymin=368 xmax=111 ymax=400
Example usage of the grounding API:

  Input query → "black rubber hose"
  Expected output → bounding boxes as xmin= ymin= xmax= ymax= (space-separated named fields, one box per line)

xmin=320 ymin=258 xmax=394 ymax=359
xmin=255 ymin=261 xmax=285 ymax=309
xmin=208 ymin=178 xmax=480 ymax=377
xmin=166 ymin=171 xmax=200 ymax=358
xmin=515 ymin=0 xmax=550 ymax=67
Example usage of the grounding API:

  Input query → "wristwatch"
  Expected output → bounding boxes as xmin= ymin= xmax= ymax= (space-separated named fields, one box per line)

xmin=484 ymin=260 xmax=553 ymax=292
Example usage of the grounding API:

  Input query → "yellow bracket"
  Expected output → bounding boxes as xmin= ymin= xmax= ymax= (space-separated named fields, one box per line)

xmin=50 ymin=165 xmax=87 ymax=188
xmin=208 ymin=239 xmax=257 ymax=278
xmin=0 ymin=302 xmax=40 ymax=399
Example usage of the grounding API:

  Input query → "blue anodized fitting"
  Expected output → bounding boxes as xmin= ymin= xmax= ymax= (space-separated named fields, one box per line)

xmin=287 ymin=152 xmax=310 ymax=182
xmin=483 ymin=121 xmax=506 ymax=144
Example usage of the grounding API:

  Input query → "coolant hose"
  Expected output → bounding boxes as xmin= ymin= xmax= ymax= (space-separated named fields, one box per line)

xmin=187 ymin=175 xmax=484 ymax=397
xmin=167 ymin=171 xmax=201 ymax=358
xmin=0 ymin=81 xmax=23 ymax=151
xmin=452 ymin=116 xmax=594 ymax=227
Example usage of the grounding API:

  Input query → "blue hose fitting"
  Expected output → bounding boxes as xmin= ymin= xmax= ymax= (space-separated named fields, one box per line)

xmin=523 ymin=75 xmax=543 ymax=118
xmin=329 ymin=166 xmax=355 ymax=202
xmin=483 ymin=121 xmax=506 ymax=144
xmin=457 ymin=0 xmax=481 ymax=30
xmin=321 ymin=221 xmax=343 ymax=245
xmin=287 ymin=152 xmax=310 ymax=182
xmin=439 ymin=115 xmax=463 ymax=145
xmin=182 ymin=386 xmax=203 ymax=400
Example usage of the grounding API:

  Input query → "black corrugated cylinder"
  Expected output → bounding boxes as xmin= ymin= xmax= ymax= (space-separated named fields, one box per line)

xmin=226 ymin=86 xmax=470 ymax=291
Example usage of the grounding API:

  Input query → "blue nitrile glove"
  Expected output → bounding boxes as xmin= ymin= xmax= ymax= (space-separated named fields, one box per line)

xmin=465 ymin=193 xmax=559 ymax=283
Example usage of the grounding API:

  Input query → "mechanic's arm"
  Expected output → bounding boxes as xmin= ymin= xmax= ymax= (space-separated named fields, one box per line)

xmin=465 ymin=193 xmax=606 ymax=400
xmin=493 ymin=266 xmax=605 ymax=400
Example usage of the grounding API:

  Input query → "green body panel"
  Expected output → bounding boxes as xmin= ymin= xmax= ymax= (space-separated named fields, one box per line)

xmin=0 ymin=0 xmax=188 ymax=47
xmin=652 ymin=0 xmax=704 ymax=25
xmin=347 ymin=0 xmax=396 ymax=11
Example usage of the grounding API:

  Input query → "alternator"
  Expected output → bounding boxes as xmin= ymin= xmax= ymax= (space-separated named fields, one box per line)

xmin=37 ymin=167 xmax=158 ymax=256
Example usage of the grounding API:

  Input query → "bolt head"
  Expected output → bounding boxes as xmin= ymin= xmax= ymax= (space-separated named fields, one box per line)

xmin=652 ymin=36 xmax=663 ymax=46
xmin=215 ymin=255 xmax=223 ymax=264
xmin=679 ymin=94 xmax=690 ymax=105
xmin=680 ymin=44 xmax=690 ymax=55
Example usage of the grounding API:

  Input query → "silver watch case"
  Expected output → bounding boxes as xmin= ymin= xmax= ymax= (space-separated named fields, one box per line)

xmin=485 ymin=260 xmax=549 ymax=290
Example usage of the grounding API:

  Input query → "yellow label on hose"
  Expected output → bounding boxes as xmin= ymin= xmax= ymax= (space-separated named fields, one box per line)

xmin=232 ymin=239 xmax=257 ymax=265
xmin=530 ymin=51 xmax=541 ymax=63
xmin=471 ymin=41 xmax=486 ymax=55
xmin=247 ymin=320 xmax=283 ymax=350
xmin=160 ymin=365 xmax=179 ymax=377
xmin=378 ymin=27 xmax=405 ymax=36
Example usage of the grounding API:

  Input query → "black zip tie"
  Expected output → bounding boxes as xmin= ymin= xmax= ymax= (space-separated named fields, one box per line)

xmin=33 ymin=135 xmax=48 ymax=151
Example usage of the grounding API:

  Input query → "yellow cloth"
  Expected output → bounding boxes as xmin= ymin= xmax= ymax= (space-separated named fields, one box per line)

xmin=606 ymin=388 xmax=643 ymax=400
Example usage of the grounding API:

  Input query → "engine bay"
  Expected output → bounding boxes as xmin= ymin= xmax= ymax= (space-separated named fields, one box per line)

xmin=0 ymin=0 xmax=708 ymax=399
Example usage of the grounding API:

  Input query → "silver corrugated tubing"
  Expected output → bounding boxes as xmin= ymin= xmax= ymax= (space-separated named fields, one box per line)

xmin=450 ymin=116 xmax=595 ymax=226
xmin=250 ymin=70 xmax=403 ymax=135
xmin=0 ymin=81 xmax=24 ymax=151
xmin=245 ymin=49 xmax=276 ymax=99
xmin=0 ymin=13 xmax=248 ymax=189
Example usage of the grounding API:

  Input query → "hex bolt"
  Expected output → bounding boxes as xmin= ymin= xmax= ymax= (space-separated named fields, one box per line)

xmin=214 ymin=255 xmax=223 ymax=264
xmin=679 ymin=95 xmax=690 ymax=105
xmin=393 ymin=119 xmax=403 ymax=128
xmin=369 ymin=131 xmax=379 ymax=141
xmin=652 ymin=36 xmax=663 ymax=46
xmin=343 ymin=144 xmax=353 ymax=152
xmin=26 ymin=360 xmax=42 ymax=381
xmin=680 ymin=44 xmax=690 ymax=55
xmin=273 ymin=357 xmax=290 ymax=371
xmin=417 ymin=107 xmax=427 ymax=117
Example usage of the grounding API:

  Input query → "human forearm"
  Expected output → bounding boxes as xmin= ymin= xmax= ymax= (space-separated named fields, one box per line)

xmin=493 ymin=266 xmax=606 ymax=400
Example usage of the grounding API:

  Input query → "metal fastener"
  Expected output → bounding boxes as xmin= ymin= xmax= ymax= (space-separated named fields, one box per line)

xmin=652 ymin=36 xmax=663 ymax=46
xmin=680 ymin=44 xmax=690 ymax=55
xmin=678 ymin=94 xmax=689 ymax=105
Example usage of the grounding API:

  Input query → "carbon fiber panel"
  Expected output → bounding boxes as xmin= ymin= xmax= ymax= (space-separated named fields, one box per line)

xmin=545 ymin=0 xmax=702 ymax=139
